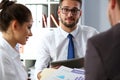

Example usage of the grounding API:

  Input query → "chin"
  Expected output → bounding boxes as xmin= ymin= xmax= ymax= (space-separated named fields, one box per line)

xmin=21 ymin=42 xmax=26 ymax=45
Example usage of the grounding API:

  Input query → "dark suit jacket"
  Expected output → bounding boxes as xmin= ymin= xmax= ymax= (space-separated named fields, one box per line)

xmin=85 ymin=23 xmax=120 ymax=80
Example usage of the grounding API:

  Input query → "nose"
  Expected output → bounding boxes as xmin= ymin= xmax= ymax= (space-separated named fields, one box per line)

xmin=67 ymin=11 xmax=73 ymax=16
xmin=29 ymin=30 xmax=33 ymax=36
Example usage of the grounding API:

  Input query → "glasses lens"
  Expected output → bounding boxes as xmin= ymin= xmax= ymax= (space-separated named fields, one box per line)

xmin=61 ymin=8 xmax=80 ymax=14
xmin=71 ymin=9 xmax=78 ymax=14
xmin=62 ymin=8 xmax=69 ymax=14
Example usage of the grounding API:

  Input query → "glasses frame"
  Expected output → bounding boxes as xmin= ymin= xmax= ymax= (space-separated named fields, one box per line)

xmin=60 ymin=7 xmax=81 ymax=15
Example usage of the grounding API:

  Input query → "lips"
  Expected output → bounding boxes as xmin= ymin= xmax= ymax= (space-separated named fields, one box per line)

xmin=66 ymin=19 xmax=74 ymax=23
xmin=26 ymin=37 xmax=29 ymax=41
xmin=66 ymin=17 xmax=74 ymax=21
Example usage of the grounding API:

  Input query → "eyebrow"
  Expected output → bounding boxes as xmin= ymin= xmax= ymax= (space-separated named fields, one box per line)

xmin=60 ymin=6 xmax=80 ymax=9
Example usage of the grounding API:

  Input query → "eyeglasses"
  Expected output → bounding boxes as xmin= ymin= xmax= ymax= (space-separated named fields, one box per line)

xmin=60 ymin=7 xmax=80 ymax=15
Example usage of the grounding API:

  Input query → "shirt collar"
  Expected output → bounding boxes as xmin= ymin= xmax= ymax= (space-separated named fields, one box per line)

xmin=0 ymin=36 xmax=20 ymax=59
xmin=59 ymin=26 xmax=79 ymax=38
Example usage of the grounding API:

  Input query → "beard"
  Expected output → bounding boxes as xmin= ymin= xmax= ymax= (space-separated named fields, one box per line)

xmin=60 ymin=17 xmax=79 ymax=28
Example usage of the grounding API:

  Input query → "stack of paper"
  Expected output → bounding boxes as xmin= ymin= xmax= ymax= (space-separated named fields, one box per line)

xmin=42 ymin=66 xmax=85 ymax=80
xmin=40 ymin=68 xmax=57 ymax=80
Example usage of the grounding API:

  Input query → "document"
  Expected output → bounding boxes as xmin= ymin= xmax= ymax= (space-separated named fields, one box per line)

xmin=42 ymin=66 xmax=85 ymax=80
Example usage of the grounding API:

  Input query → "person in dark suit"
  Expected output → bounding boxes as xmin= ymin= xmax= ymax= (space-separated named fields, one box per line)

xmin=85 ymin=0 xmax=120 ymax=80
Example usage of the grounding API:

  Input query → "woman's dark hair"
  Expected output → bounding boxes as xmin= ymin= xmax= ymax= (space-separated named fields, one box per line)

xmin=59 ymin=0 xmax=82 ymax=9
xmin=0 ymin=0 xmax=32 ymax=32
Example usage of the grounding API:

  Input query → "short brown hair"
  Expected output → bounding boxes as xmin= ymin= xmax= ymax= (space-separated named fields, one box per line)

xmin=59 ymin=0 xmax=82 ymax=9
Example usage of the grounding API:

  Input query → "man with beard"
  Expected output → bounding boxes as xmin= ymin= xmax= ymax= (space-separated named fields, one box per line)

xmin=35 ymin=0 xmax=98 ymax=80
xmin=85 ymin=0 xmax=120 ymax=80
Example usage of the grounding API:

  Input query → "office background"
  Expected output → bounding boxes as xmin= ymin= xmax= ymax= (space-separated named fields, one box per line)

xmin=82 ymin=0 xmax=110 ymax=32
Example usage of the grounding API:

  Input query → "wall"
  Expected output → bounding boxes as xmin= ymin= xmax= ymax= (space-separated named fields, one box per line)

xmin=82 ymin=0 xmax=110 ymax=32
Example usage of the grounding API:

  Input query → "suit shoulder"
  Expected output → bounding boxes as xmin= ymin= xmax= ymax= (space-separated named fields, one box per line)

xmin=89 ymin=28 xmax=113 ymax=44
xmin=90 ymin=23 xmax=120 ymax=41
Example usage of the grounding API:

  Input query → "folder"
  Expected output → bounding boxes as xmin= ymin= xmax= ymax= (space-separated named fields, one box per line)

xmin=50 ymin=58 xmax=84 ymax=68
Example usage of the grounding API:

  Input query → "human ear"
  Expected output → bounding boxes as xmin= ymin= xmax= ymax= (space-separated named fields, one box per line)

xmin=79 ymin=10 xmax=82 ymax=17
xmin=111 ymin=0 xmax=116 ymax=9
xmin=11 ymin=20 xmax=19 ymax=31
xmin=57 ymin=7 xmax=61 ymax=17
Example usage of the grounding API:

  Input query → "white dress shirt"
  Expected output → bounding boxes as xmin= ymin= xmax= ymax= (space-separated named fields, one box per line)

xmin=0 ymin=36 xmax=28 ymax=80
xmin=35 ymin=25 xmax=98 ymax=74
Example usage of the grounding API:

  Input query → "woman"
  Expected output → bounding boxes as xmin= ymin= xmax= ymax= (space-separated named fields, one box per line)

xmin=0 ymin=0 xmax=33 ymax=80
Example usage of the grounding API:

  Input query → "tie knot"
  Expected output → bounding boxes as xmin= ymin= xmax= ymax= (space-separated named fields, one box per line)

xmin=67 ymin=34 xmax=73 ymax=39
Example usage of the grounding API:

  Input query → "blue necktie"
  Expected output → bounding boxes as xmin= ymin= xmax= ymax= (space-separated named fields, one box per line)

xmin=67 ymin=34 xmax=75 ymax=59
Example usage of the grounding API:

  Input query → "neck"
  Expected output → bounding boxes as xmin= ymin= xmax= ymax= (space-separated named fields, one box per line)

xmin=2 ymin=32 xmax=16 ymax=48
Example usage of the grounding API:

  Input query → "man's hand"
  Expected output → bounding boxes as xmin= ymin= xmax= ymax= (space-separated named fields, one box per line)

xmin=37 ymin=66 xmax=60 ymax=80
xmin=37 ymin=72 xmax=41 ymax=80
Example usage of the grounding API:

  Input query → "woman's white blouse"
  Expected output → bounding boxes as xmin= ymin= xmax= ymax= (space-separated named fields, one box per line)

xmin=0 ymin=36 xmax=28 ymax=80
